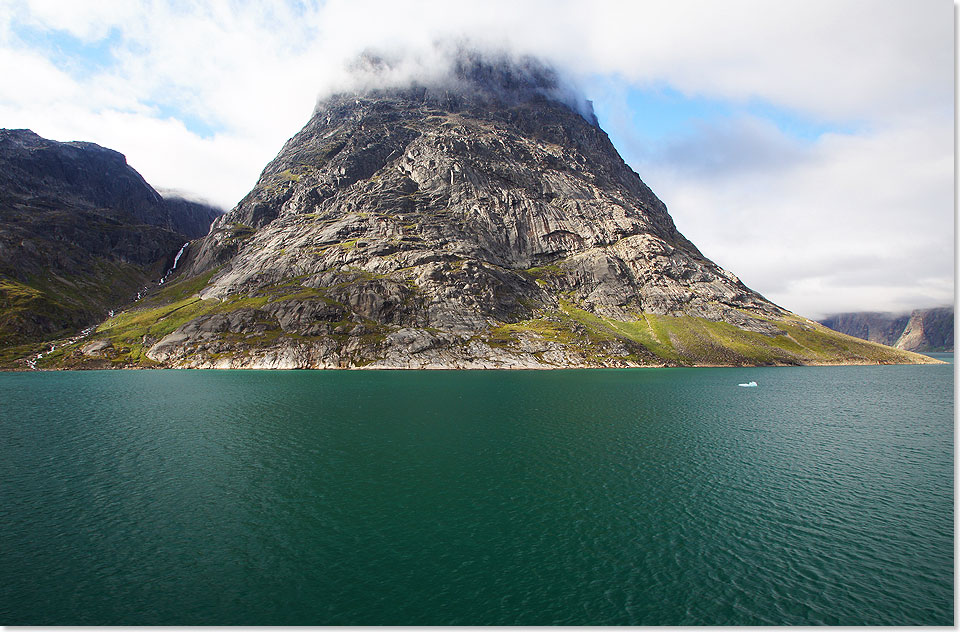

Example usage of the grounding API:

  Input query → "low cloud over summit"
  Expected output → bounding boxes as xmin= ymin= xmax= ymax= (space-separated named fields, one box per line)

xmin=325 ymin=45 xmax=600 ymax=127
xmin=0 ymin=0 xmax=951 ymax=317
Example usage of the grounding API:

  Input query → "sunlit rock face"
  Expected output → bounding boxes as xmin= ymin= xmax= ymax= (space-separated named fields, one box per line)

xmin=138 ymin=52 xmax=931 ymax=369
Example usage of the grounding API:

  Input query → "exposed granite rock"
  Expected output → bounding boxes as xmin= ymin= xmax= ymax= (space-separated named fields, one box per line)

xmin=80 ymin=339 xmax=113 ymax=356
xmin=0 ymin=130 xmax=221 ymax=238
xmin=818 ymin=312 xmax=910 ymax=346
xmin=180 ymin=56 xmax=777 ymax=335
xmin=40 ymin=52 xmax=938 ymax=369
xmin=158 ymin=196 xmax=226 ymax=240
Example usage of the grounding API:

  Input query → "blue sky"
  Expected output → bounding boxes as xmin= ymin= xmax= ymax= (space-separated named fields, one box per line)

xmin=11 ymin=21 xmax=120 ymax=77
xmin=9 ymin=18 xmax=225 ymax=138
xmin=0 ymin=0 xmax=952 ymax=318
xmin=9 ymin=16 xmax=855 ymax=146
xmin=587 ymin=79 xmax=861 ymax=199
xmin=595 ymin=82 xmax=852 ymax=145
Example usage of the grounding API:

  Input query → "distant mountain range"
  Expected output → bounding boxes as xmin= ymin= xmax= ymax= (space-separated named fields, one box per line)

xmin=819 ymin=307 xmax=953 ymax=352
xmin=0 ymin=129 xmax=222 ymax=360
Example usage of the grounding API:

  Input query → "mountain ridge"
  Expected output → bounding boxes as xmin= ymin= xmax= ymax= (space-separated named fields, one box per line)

xmin=819 ymin=307 xmax=953 ymax=352
xmin=12 ymin=53 xmax=939 ymax=369
xmin=0 ymin=129 xmax=222 ymax=360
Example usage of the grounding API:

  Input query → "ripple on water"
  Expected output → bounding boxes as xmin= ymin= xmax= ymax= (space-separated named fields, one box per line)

xmin=0 ymin=365 xmax=953 ymax=625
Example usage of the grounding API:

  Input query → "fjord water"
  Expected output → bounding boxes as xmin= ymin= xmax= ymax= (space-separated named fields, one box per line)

xmin=1 ymin=361 xmax=953 ymax=625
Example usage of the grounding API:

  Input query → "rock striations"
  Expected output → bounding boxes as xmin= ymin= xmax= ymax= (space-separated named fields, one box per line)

xmin=29 ymin=54 xmax=937 ymax=369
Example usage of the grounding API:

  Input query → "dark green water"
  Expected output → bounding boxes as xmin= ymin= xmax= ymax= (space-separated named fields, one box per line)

xmin=0 ymin=359 xmax=953 ymax=625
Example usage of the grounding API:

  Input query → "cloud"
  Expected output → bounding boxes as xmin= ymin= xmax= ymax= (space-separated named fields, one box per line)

xmin=655 ymin=116 xmax=814 ymax=178
xmin=643 ymin=117 xmax=953 ymax=318
xmin=0 ymin=0 xmax=952 ymax=317
xmin=9 ymin=0 xmax=140 ymax=41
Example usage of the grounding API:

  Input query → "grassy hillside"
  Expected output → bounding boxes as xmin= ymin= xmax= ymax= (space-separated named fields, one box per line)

xmin=12 ymin=270 xmax=938 ymax=370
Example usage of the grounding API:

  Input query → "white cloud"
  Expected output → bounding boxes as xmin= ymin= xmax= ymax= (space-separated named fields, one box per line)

xmin=644 ymin=117 xmax=953 ymax=318
xmin=13 ymin=0 xmax=141 ymax=41
xmin=0 ymin=0 xmax=952 ymax=317
xmin=0 ymin=47 xmax=80 ymax=104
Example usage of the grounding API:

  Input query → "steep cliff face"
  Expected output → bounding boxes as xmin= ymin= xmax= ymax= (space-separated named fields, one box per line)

xmin=0 ymin=130 xmax=219 ymax=239
xmin=895 ymin=308 xmax=953 ymax=352
xmin=817 ymin=312 xmax=911 ymax=347
xmin=33 ymin=54 xmax=936 ymax=369
xmin=0 ymin=130 xmax=222 ymax=355
xmin=820 ymin=307 xmax=954 ymax=352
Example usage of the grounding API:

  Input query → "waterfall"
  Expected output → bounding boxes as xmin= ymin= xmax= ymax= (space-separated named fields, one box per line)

xmin=159 ymin=242 xmax=190 ymax=285
xmin=25 ymin=325 xmax=99 ymax=369
xmin=172 ymin=242 xmax=188 ymax=269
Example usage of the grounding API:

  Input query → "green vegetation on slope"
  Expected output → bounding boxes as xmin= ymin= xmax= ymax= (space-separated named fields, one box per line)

xmin=0 ymin=258 xmax=148 ymax=351
xmin=31 ymin=270 xmax=358 ymax=368
xmin=0 ymin=278 xmax=51 ymax=341
xmin=17 ymin=265 xmax=937 ymax=370
xmin=485 ymin=297 xmax=934 ymax=367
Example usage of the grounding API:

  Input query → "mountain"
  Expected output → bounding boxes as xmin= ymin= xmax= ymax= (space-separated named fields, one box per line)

xmin=27 ymin=53 xmax=936 ymax=369
xmin=0 ymin=129 xmax=222 ymax=361
xmin=819 ymin=307 xmax=953 ymax=352
xmin=157 ymin=195 xmax=227 ymax=242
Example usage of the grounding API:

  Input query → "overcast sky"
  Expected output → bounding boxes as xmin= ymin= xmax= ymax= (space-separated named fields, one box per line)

xmin=0 ymin=0 xmax=953 ymax=319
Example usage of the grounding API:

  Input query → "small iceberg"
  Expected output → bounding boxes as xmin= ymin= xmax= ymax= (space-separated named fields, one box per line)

xmin=738 ymin=381 xmax=758 ymax=387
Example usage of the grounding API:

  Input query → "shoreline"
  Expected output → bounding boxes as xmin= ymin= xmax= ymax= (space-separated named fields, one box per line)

xmin=2 ymin=356 xmax=948 ymax=373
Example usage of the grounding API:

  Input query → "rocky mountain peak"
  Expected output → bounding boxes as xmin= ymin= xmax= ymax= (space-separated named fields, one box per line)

xmin=0 ymin=128 xmax=222 ymax=239
xmin=44 ymin=53 xmax=935 ymax=369
xmin=0 ymin=128 xmax=161 ymax=210
xmin=339 ymin=48 xmax=599 ymax=126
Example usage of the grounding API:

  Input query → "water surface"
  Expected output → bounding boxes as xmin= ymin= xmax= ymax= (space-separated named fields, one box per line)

xmin=0 ymin=362 xmax=953 ymax=625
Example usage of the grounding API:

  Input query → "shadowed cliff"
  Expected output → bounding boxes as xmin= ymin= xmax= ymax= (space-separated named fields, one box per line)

xmin=0 ymin=129 xmax=221 ymax=357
